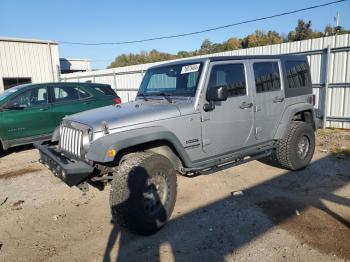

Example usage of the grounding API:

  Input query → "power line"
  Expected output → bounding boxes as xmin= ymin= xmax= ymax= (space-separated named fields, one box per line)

xmin=91 ymin=59 xmax=113 ymax=62
xmin=60 ymin=0 xmax=346 ymax=46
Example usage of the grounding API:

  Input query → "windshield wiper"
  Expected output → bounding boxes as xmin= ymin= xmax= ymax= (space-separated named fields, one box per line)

xmin=157 ymin=92 xmax=173 ymax=103
xmin=138 ymin=92 xmax=173 ymax=103
xmin=137 ymin=93 xmax=148 ymax=101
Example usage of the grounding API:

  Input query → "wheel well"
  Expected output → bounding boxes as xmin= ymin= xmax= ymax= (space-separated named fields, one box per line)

xmin=114 ymin=140 xmax=184 ymax=172
xmin=292 ymin=110 xmax=315 ymax=130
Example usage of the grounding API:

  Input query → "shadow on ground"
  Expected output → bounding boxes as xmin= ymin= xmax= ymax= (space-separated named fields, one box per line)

xmin=0 ymin=144 xmax=34 ymax=158
xmin=104 ymin=155 xmax=350 ymax=261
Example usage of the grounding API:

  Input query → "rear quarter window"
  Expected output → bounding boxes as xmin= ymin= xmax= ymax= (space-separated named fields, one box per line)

xmin=92 ymin=85 xmax=116 ymax=96
xmin=285 ymin=61 xmax=310 ymax=89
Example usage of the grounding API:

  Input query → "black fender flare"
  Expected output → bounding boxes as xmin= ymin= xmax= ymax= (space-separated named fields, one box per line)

xmin=86 ymin=126 xmax=192 ymax=166
xmin=274 ymin=103 xmax=316 ymax=140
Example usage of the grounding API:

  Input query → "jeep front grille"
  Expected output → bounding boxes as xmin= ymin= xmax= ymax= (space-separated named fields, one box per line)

xmin=59 ymin=126 xmax=83 ymax=158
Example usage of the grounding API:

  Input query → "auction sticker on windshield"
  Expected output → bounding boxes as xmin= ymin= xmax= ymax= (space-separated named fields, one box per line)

xmin=181 ymin=64 xmax=200 ymax=74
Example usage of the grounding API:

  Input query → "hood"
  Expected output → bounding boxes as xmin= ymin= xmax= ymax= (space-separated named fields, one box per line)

xmin=65 ymin=100 xmax=181 ymax=132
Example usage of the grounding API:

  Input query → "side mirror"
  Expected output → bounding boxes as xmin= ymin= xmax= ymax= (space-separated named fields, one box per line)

xmin=4 ymin=103 xmax=26 ymax=110
xmin=204 ymin=86 xmax=228 ymax=112
xmin=207 ymin=85 xmax=228 ymax=102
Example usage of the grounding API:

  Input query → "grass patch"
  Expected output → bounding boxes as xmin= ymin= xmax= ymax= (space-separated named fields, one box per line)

xmin=316 ymin=128 xmax=350 ymax=157
xmin=332 ymin=146 xmax=350 ymax=156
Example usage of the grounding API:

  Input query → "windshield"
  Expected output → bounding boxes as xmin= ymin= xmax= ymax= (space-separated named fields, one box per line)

xmin=0 ymin=88 xmax=20 ymax=102
xmin=138 ymin=62 xmax=203 ymax=97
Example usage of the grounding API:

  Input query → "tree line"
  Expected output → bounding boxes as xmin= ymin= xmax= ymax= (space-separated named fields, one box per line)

xmin=108 ymin=19 xmax=349 ymax=68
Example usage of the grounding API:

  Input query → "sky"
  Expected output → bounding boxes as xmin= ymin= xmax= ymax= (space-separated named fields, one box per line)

xmin=0 ymin=0 xmax=349 ymax=69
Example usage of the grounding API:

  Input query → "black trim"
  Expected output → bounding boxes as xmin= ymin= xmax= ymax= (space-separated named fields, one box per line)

xmin=86 ymin=128 xmax=193 ymax=166
xmin=6 ymin=134 xmax=52 ymax=149
xmin=35 ymin=142 xmax=94 ymax=187
xmin=183 ymin=149 xmax=272 ymax=175
xmin=191 ymin=140 xmax=274 ymax=168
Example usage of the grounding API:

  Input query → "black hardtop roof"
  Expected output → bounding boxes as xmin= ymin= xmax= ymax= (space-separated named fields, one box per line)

xmin=208 ymin=54 xmax=307 ymax=61
xmin=149 ymin=54 xmax=307 ymax=69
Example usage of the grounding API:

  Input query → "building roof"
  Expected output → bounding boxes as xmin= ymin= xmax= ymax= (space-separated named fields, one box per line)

xmin=0 ymin=37 xmax=58 ymax=45
xmin=59 ymin=58 xmax=91 ymax=61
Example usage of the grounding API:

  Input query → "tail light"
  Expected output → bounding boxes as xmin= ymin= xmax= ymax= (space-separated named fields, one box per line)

xmin=312 ymin=94 xmax=316 ymax=106
xmin=114 ymin=97 xmax=122 ymax=104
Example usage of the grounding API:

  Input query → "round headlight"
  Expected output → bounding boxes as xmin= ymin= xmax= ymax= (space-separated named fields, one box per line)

xmin=82 ymin=131 xmax=92 ymax=151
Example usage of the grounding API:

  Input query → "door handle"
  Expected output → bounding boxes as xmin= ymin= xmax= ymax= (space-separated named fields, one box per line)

xmin=40 ymin=107 xmax=49 ymax=111
xmin=240 ymin=102 xmax=253 ymax=109
xmin=84 ymin=101 xmax=91 ymax=105
xmin=273 ymin=96 xmax=284 ymax=103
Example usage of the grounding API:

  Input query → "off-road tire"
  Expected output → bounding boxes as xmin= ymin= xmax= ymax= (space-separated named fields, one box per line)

xmin=270 ymin=121 xmax=315 ymax=170
xmin=109 ymin=151 xmax=177 ymax=235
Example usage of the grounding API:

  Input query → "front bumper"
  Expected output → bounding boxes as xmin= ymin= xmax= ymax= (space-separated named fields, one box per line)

xmin=34 ymin=142 xmax=94 ymax=187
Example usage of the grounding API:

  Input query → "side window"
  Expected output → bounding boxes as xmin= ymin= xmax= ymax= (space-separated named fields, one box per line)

xmin=285 ymin=61 xmax=310 ymax=88
xmin=8 ymin=87 xmax=48 ymax=108
xmin=92 ymin=85 xmax=116 ymax=95
xmin=208 ymin=63 xmax=246 ymax=97
xmin=253 ymin=62 xmax=281 ymax=93
xmin=53 ymin=86 xmax=79 ymax=102
xmin=76 ymin=87 xmax=90 ymax=99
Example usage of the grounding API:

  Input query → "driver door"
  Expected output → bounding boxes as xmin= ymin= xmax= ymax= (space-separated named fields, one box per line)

xmin=1 ymin=86 xmax=53 ymax=141
xmin=201 ymin=61 xmax=255 ymax=156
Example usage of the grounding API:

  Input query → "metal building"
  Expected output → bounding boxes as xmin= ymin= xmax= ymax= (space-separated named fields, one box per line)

xmin=0 ymin=37 xmax=60 ymax=92
xmin=60 ymin=58 xmax=91 ymax=74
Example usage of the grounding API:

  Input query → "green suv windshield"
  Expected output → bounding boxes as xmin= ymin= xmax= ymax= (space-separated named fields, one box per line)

xmin=138 ymin=62 xmax=203 ymax=97
xmin=0 ymin=87 xmax=20 ymax=102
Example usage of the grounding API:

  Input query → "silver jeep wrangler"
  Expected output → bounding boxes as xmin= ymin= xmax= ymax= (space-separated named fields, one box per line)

xmin=36 ymin=55 xmax=316 ymax=235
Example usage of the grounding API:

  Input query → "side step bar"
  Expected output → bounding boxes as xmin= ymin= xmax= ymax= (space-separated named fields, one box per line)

xmin=182 ymin=149 xmax=272 ymax=177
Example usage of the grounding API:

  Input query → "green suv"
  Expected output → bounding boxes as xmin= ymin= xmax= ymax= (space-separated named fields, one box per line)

xmin=0 ymin=82 xmax=121 ymax=151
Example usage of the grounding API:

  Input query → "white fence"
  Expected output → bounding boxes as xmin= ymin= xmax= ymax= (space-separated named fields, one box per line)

xmin=61 ymin=34 xmax=350 ymax=128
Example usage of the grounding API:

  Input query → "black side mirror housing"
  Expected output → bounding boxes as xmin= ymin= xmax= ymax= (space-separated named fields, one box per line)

xmin=3 ymin=102 xmax=25 ymax=110
xmin=204 ymin=86 xmax=228 ymax=112
xmin=207 ymin=86 xmax=228 ymax=101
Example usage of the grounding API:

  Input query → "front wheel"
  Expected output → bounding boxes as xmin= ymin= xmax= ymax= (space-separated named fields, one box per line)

xmin=271 ymin=121 xmax=315 ymax=170
xmin=109 ymin=152 xmax=177 ymax=235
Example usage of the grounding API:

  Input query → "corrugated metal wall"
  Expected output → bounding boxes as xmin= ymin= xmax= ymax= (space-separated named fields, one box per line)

xmin=0 ymin=38 xmax=60 ymax=92
xmin=61 ymin=34 xmax=350 ymax=128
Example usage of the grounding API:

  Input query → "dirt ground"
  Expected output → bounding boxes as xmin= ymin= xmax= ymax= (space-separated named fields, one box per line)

xmin=0 ymin=131 xmax=349 ymax=262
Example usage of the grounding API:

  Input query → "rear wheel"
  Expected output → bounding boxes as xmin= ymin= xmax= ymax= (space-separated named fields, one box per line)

xmin=109 ymin=152 xmax=177 ymax=235
xmin=270 ymin=121 xmax=315 ymax=170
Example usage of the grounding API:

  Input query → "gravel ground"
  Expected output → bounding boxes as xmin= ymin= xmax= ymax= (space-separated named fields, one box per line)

xmin=0 ymin=131 xmax=349 ymax=262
